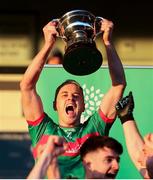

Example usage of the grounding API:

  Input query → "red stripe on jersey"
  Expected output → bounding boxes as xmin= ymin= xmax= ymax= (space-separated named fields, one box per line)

xmin=99 ymin=109 xmax=114 ymax=123
xmin=26 ymin=113 xmax=45 ymax=126
xmin=63 ymin=132 xmax=99 ymax=156
xmin=32 ymin=132 xmax=100 ymax=159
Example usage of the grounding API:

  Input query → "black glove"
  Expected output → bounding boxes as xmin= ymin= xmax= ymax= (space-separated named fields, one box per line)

xmin=115 ymin=91 xmax=134 ymax=124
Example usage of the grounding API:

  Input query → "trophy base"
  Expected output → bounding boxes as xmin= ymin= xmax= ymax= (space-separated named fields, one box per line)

xmin=63 ymin=43 xmax=103 ymax=76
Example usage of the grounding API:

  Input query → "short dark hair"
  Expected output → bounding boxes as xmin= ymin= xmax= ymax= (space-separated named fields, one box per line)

xmin=46 ymin=49 xmax=63 ymax=64
xmin=80 ymin=135 xmax=123 ymax=160
xmin=53 ymin=79 xmax=84 ymax=110
xmin=51 ymin=48 xmax=63 ymax=59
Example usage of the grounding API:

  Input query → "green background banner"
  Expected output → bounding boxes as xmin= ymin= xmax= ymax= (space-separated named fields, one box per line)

xmin=37 ymin=66 xmax=153 ymax=178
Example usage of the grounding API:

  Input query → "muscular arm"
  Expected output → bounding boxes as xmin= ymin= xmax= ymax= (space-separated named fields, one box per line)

xmin=115 ymin=92 xmax=148 ymax=178
xmin=100 ymin=19 xmax=126 ymax=119
xmin=20 ymin=21 xmax=58 ymax=121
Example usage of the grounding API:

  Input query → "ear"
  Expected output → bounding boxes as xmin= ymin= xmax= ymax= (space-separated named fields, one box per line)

xmin=53 ymin=101 xmax=57 ymax=111
xmin=82 ymin=102 xmax=85 ymax=112
xmin=83 ymin=160 xmax=95 ymax=179
xmin=82 ymin=160 xmax=91 ymax=171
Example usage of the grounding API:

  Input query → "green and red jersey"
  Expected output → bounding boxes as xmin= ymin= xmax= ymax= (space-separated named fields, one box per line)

xmin=27 ymin=109 xmax=114 ymax=179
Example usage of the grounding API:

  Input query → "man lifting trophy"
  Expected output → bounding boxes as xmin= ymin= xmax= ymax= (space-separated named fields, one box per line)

xmin=20 ymin=9 xmax=126 ymax=178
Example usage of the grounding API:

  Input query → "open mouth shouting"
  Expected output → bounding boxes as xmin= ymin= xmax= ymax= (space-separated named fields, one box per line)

xmin=65 ymin=104 xmax=76 ymax=117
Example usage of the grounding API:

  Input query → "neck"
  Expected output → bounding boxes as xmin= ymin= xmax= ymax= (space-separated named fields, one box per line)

xmin=59 ymin=122 xmax=80 ymax=128
xmin=59 ymin=117 xmax=80 ymax=128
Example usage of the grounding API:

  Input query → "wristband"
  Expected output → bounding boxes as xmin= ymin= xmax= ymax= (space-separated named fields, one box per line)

xmin=119 ymin=113 xmax=134 ymax=124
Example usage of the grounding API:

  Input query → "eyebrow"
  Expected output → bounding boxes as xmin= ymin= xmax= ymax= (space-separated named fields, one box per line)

xmin=61 ymin=91 xmax=68 ymax=94
xmin=61 ymin=91 xmax=81 ymax=94
xmin=106 ymin=155 xmax=120 ymax=161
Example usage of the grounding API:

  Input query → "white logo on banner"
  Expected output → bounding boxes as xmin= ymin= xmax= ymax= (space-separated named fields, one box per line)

xmin=81 ymin=84 xmax=104 ymax=123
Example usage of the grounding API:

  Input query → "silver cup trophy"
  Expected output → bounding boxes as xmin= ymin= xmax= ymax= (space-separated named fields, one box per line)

xmin=55 ymin=9 xmax=103 ymax=75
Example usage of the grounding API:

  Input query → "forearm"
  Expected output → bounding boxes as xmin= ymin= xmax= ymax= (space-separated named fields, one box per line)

xmin=105 ymin=44 xmax=126 ymax=86
xmin=123 ymin=120 xmax=144 ymax=165
xmin=21 ymin=43 xmax=53 ymax=90
xmin=99 ymin=43 xmax=126 ymax=119
xmin=27 ymin=154 xmax=52 ymax=179
xmin=47 ymin=160 xmax=61 ymax=179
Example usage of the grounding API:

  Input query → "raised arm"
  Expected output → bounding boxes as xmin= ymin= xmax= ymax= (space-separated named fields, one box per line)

xmin=20 ymin=21 xmax=58 ymax=121
xmin=99 ymin=19 xmax=126 ymax=119
xmin=115 ymin=92 xmax=149 ymax=178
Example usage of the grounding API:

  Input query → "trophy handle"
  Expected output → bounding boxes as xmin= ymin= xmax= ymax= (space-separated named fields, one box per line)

xmin=51 ymin=19 xmax=67 ymax=41
xmin=94 ymin=16 xmax=104 ymax=38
